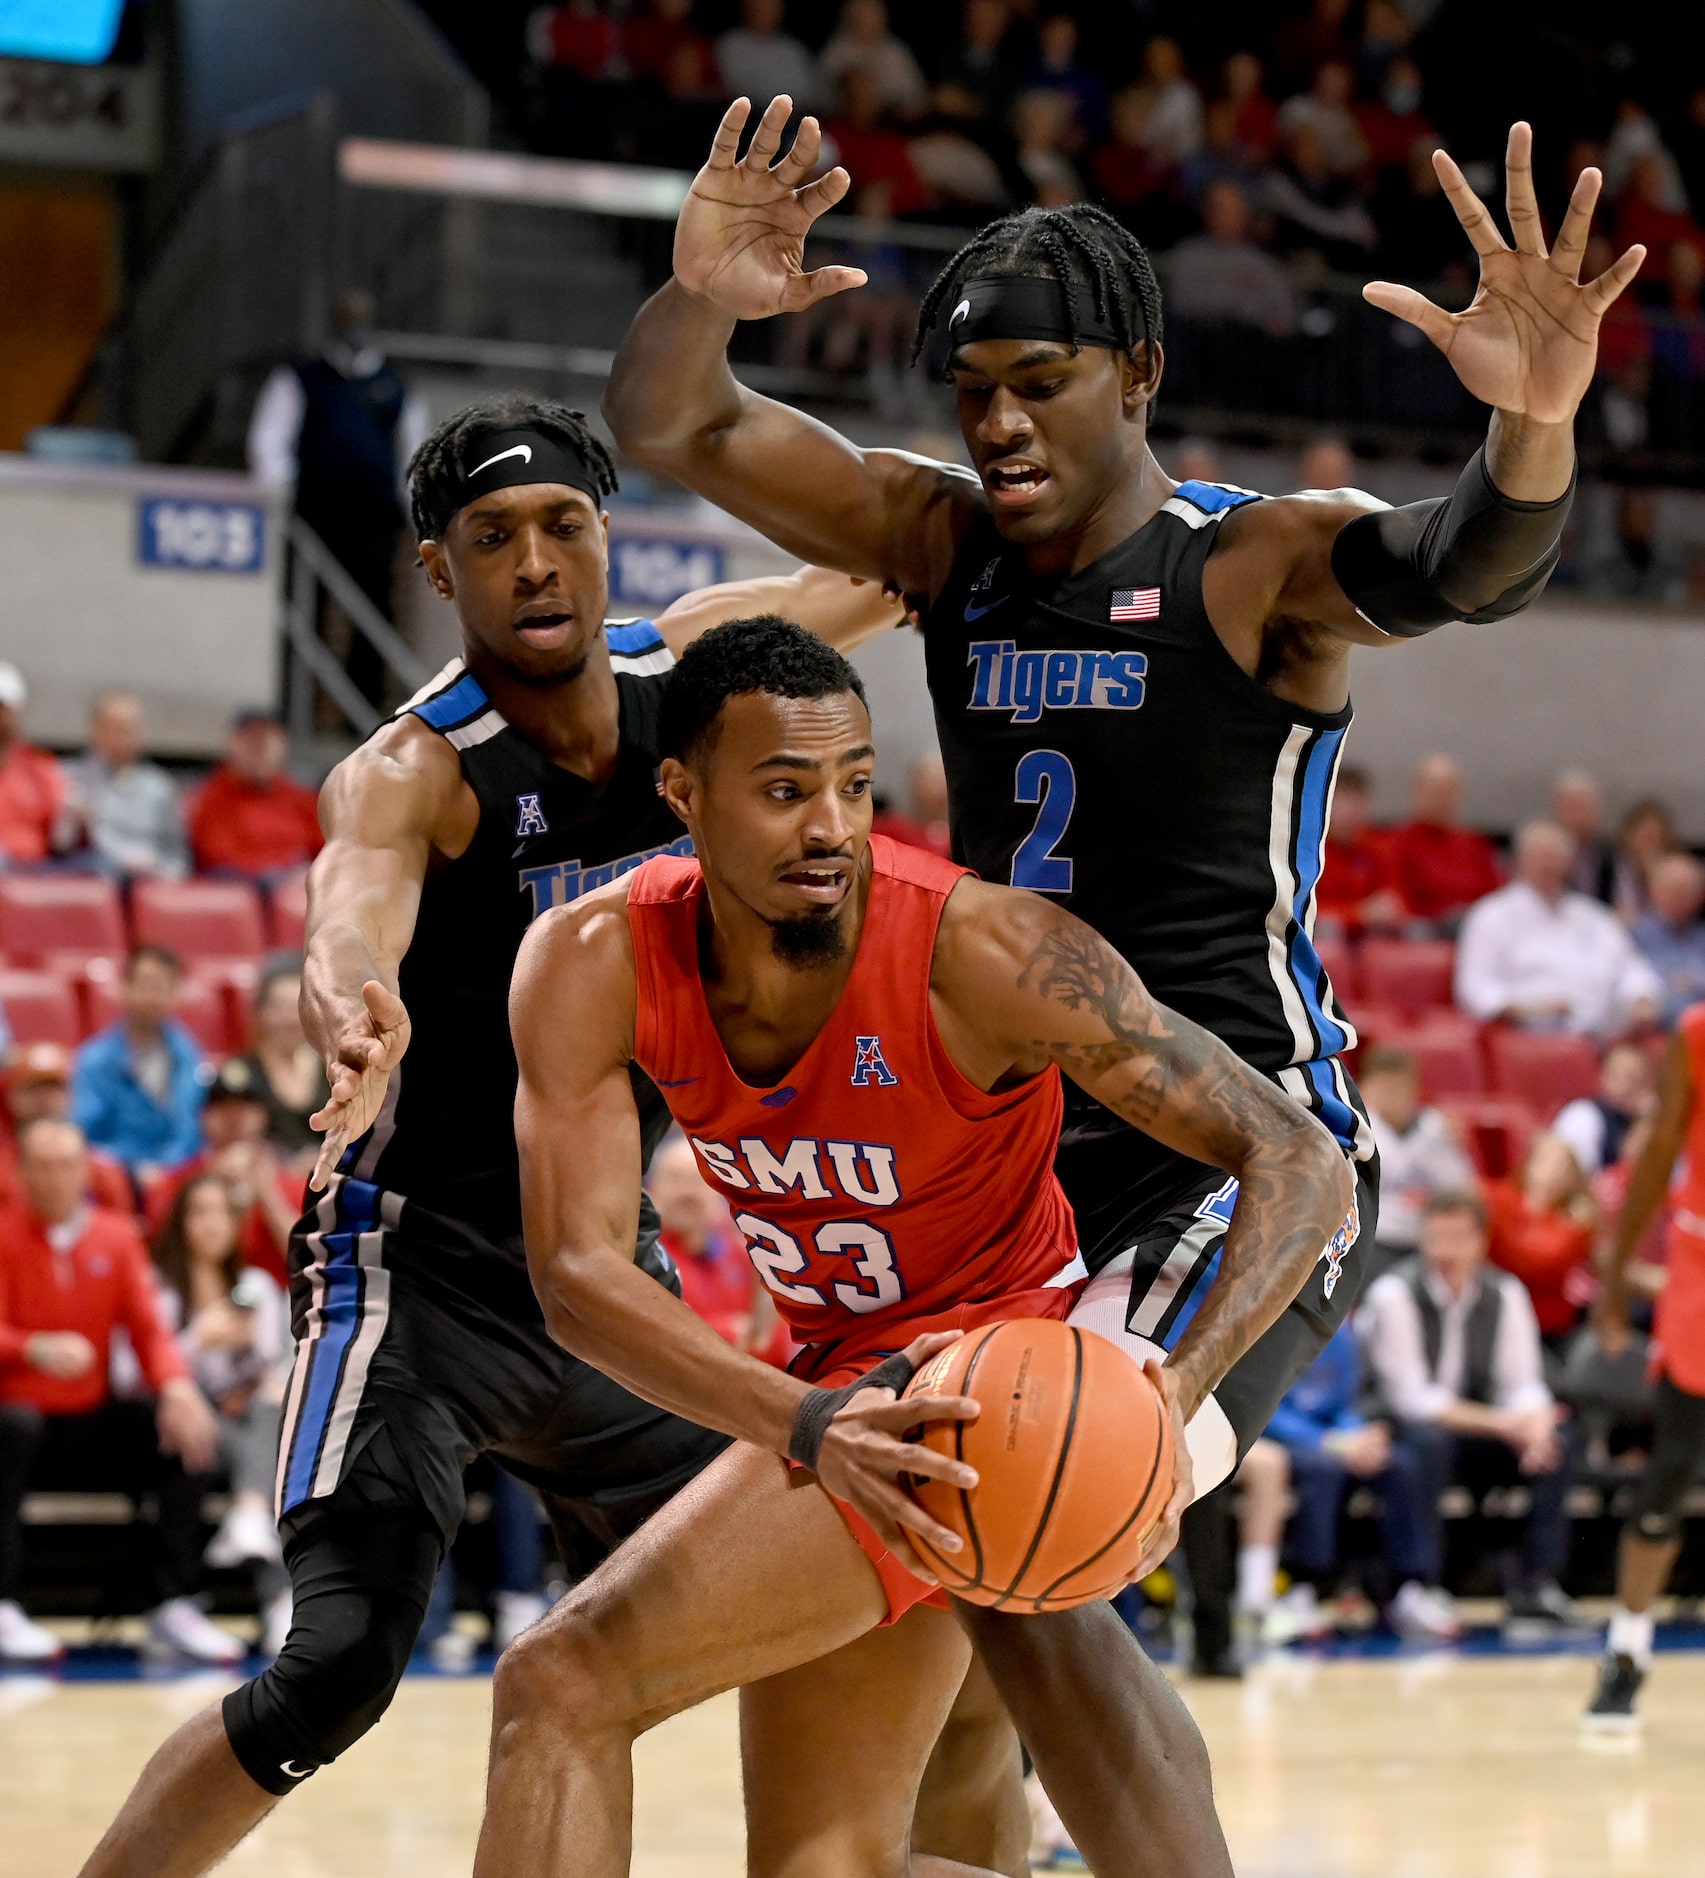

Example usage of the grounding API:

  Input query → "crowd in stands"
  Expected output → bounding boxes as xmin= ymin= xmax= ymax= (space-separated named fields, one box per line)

xmin=0 ymin=660 xmax=325 ymax=1664
xmin=505 ymin=2 xmax=1705 ymax=435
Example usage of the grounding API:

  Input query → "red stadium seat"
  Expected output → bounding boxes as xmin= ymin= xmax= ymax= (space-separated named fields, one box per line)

xmin=170 ymin=976 xmax=233 ymax=1057
xmin=131 ymin=879 xmax=265 ymax=963
xmin=0 ymin=874 xmax=126 ymax=967
xmin=1484 ymin=1028 xmax=1601 ymax=1121
xmin=1437 ymin=1098 xmax=1542 ymax=1182
xmin=1314 ymin=933 xmax=1358 ymax=1006
xmin=0 ymin=969 xmax=81 ymax=1048
xmin=266 ymin=872 xmax=309 ymax=951
xmin=1369 ymin=1017 xmax=1488 ymax=1102
xmin=189 ymin=958 xmax=261 ymax=1054
xmin=1357 ymin=939 xmax=1457 ymax=1016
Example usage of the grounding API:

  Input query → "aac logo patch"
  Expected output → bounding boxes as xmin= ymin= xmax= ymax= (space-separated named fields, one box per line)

xmin=850 ymin=1035 xmax=898 ymax=1087
xmin=515 ymin=792 xmax=550 ymax=837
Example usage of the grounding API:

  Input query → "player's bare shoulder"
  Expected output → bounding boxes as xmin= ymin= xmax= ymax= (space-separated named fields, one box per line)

xmin=511 ymin=871 xmax=642 ymax=1053
xmin=318 ymin=711 xmax=478 ymax=861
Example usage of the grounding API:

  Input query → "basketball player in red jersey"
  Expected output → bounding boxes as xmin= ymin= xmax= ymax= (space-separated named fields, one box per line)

xmin=473 ymin=617 xmax=1351 ymax=1878
xmin=1585 ymin=998 xmax=1705 ymax=1729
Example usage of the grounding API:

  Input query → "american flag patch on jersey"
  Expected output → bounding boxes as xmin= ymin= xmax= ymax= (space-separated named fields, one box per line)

xmin=1110 ymin=587 xmax=1161 ymax=621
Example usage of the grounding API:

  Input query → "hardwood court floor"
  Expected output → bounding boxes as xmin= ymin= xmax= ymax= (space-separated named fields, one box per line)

xmin=6 ymin=1649 xmax=1705 ymax=1877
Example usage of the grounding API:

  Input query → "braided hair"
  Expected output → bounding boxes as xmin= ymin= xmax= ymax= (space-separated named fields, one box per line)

xmin=406 ymin=394 xmax=618 ymax=540
xmin=912 ymin=204 xmax=1165 ymax=373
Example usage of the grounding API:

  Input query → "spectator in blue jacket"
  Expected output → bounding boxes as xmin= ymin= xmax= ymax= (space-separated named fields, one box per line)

xmin=1263 ymin=1320 xmax=1444 ymax=1642
xmin=71 ymin=946 xmax=205 ymax=1183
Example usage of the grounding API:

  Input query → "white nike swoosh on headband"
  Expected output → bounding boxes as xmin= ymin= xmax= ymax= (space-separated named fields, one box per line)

xmin=469 ymin=443 xmax=532 ymax=477
xmin=949 ymin=298 xmax=971 ymax=326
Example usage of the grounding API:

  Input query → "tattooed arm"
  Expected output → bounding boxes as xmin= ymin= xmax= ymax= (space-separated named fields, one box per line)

xmin=933 ymin=880 xmax=1353 ymax=1424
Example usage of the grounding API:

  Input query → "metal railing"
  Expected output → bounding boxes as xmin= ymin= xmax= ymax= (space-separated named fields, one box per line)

xmin=282 ymin=516 xmax=429 ymax=741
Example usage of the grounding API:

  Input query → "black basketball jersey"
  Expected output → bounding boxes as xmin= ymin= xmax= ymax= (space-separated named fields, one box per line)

xmin=341 ymin=622 xmax=691 ymax=1233
xmin=926 ymin=479 xmax=1369 ymax=1177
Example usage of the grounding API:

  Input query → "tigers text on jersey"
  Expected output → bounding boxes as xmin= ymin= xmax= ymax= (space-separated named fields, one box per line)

xmin=341 ymin=623 xmax=686 ymax=1232
xmin=928 ymin=480 xmax=1369 ymax=1194
xmin=626 ymin=835 xmax=1084 ymax=1373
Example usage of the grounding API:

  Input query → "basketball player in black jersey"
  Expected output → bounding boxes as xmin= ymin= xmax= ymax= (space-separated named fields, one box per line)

xmin=72 ymin=396 xmax=914 ymax=1878
xmin=604 ymin=101 xmax=1645 ymax=1875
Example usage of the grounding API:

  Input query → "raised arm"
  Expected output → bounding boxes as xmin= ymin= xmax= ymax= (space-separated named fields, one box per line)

xmin=1210 ymin=123 xmax=1645 ymax=650
xmin=302 ymin=720 xmax=468 ymax=1186
xmin=654 ymin=564 xmax=907 ymax=657
xmin=512 ymin=885 xmax=980 ymax=1575
xmin=603 ymin=97 xmax=977 ymax=597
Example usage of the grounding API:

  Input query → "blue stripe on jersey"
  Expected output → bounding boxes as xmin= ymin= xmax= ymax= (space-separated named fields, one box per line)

xmin=1304 ymin=1056 xmax=1360 ymax=1153
xmin=412 ymin=671 xmax=489 ymax=730
xmin=1161 ymin=1244 xmax=1223 ymax=1352
xmin=282 ymin=1177 xmax=380 ymax=1511
xmin=1287 ymin=727 xmax=1349 ymax=1055
xmin=607 ymin=620 xmax=664 ymax=655
xmin=1173 ymin=480 xmax=1260 ymax=515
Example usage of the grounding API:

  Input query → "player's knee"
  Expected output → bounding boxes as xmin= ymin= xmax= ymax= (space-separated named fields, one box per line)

xmin=489 ymin=1600 xmax=638 ymax=1751
xmin=225 ymin=1588 xmax=418 ymax=1790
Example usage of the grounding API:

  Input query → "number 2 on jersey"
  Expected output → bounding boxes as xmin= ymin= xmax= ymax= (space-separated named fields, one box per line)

xmin=1011 ymin=749 xmax=1075 ymax=893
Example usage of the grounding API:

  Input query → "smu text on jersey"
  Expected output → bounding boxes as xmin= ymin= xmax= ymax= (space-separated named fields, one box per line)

xmin=690 ymin=1136 xmax=902 ymax=1207
xmin=966 ymin=640 xmax=1148 ymax=722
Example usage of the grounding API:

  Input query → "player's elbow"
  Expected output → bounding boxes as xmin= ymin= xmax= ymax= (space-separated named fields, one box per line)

xmin=602 ymin=379 xmax=712 ymax=471
xmin=535 ymin=1250 xmax=600 ymax=1357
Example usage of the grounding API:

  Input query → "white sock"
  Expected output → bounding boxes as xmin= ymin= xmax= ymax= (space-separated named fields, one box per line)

xmin=1608 ymin=1606 xmax=1655 ymax=1666
xmin=1237 ymin=1543 xmax=1278 ymax=1615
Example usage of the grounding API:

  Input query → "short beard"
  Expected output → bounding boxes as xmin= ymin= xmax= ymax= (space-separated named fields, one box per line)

xmin=767 ymin=906 xmax=847 ymax=971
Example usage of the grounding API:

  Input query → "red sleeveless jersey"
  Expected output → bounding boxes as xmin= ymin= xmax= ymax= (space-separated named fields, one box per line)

xmin=1657 ymin=1001 xmax=1705 ymax=1393
xmin=628 ymin=835 xmax=1083 ymax=1377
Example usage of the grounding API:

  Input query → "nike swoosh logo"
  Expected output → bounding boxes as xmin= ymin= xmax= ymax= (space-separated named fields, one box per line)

xmin=963 ymin=595 xmax=1008 ymax=621
xmin=655 ymin=1076 xmax=702 ymax=1089
xmin=279 ymin=1760 xmax=316 ymax=1780
xmin=949 ymin=297 xmax=971 ymax=326
xmin=470 ymin=443 xmax=532 ymax=477
xmin=759 ymin=1086 xmax=798 ymax=1108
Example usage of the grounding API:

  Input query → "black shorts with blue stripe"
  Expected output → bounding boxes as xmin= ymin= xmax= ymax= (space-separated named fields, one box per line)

xmin=275 ymin=1172 xmax=729 ymax=1550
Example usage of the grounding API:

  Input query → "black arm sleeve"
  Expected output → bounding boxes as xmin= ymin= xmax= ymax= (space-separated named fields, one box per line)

xmin=1328 ymin=446 xmax=1574 ymax=638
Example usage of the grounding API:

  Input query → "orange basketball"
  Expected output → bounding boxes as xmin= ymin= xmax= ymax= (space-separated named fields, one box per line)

xmin=902 ymin=1318 xmax=1174 ymax=1612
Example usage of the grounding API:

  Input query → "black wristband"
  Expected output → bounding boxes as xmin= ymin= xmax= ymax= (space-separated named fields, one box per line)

xmin=787 ymin=1350 xmax=919 ymax=1471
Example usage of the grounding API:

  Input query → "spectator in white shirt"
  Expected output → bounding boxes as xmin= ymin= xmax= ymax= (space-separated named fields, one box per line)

xmin=715 ymin=0 xmax=822 ymax=112
xmin=1359 ymin=1044 xmax=1477 ymax=1279
xmin=62 ymin=691 xmax=187 ymax=881
xmin=1456 ymin=821 xmax=1662 ymax=1037
xmin=1359 ymin=1191 xmax=1583 ymax=1637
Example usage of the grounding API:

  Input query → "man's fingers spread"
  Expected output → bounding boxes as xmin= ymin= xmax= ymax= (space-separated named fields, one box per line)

xmin=744 ymin=93 xmax=792 ymax=166
xmin=794 ymin=168 xmax=852 ymax=220
xmin=902 ymin=1328 xmax=964 ymax=1365
xmin=1584 ymin=244 xmax=1646 ymax=315
xmin=1504 ymin=123 xmax=1545 ymax=256
xmin=1549 ymin=166 xmax=1600 ymax=276
xmin=888 ymin=1442 xmax=978 ymax=1490
xmin=1362 ymin=281 xmax=1454 ymax=347
xmin=710 ymin=98 xmax=750 ymax=163
xmin=1433 ymin=148 xmax=1508 ymax=255
xmin=869 ymin=1389 xmax=979 ymax=1427
xmin=774 ymin=114 xmax=821 ymax=183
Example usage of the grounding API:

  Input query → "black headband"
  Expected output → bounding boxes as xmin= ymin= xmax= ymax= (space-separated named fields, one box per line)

xmin=936 ymin=275 xmax=1140 ymax=358
xmin=455 ymin=428 xmax=604 ymax=511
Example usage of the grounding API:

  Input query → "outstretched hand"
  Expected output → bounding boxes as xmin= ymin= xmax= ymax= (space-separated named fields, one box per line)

xmin=674 ymin=95 xmax=869 ymax=320
xmin=308 ymin=979 xmax=411 ymax=1191
xmin=1363 ymin=122 xmax=1645 ymax=424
